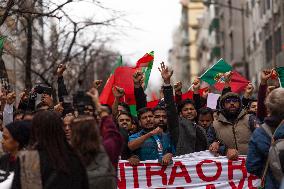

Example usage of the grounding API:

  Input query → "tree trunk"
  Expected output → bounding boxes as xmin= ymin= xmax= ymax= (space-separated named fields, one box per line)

xmin=25 ymin=15 xmax=33 ymax=89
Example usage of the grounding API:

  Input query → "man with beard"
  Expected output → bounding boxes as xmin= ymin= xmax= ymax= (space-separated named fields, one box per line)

xmin=209 ymin=92 xmax=254 ymax=160
xmin=153 ymin=106 xmax=168 ymax=131
xmin=128 ymin=107 xmax=174 ymax=165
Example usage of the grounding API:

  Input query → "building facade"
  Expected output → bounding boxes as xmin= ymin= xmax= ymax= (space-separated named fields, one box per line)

xmin=196 ymin=2 xmax=220 ymax=75
xmin=168 ymin=0 xmax=205 ymax=87
xmin=245 ymin=0 xmax=284 ymax=84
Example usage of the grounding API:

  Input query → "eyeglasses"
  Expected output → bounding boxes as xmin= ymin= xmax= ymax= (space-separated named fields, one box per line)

xmin=224 ymin=98 xmax=239 ymax=103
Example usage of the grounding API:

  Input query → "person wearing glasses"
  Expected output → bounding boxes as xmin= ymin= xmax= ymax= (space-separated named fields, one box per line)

xmin=208 ymin=92 xmax=255 ymax=160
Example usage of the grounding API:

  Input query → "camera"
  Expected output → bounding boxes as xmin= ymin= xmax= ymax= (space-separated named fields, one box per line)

xmin=34 ymin=85 xmax=53 ymax=96
xmin=73 ymin=91 xmax=94 ymax=115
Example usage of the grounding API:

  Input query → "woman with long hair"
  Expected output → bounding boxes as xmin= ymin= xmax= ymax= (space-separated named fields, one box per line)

xmin=12 ymin=110 xmax=89 ymax=189
xmin=71 ymin=115 xmax=117 ymax=189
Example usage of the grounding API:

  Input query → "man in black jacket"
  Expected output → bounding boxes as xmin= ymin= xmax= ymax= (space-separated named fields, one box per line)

xmin=159 ymin=62 xmax=207 ymax=156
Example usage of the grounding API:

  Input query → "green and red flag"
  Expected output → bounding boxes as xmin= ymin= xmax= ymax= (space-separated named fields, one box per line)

xmin=134 ymin=51 xmax=154 ymax=89
xmin=99 ymin=56 xmax=123 ymax=105
xmin=99 ymin=52 xmax=154 ymax=116
xmin=276 ymin=67 xmax=284 ymax=88
xmin=200 ymin=59 xmax=232 ymax=85
xmin=214 ymin=71 xmax=249 ymax=93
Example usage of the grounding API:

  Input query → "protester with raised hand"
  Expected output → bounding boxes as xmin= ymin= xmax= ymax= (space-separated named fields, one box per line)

xmin=242 ymin=83 xmax=254 ymax=107
xmin=12 ymin=111 xmax=89 ymax=189
xmin=112 ymin=86 xmax=126 ymax=117
xmin=87 ymin=86 xmax=123 ymax=169
xmin=160 ymin=62 xmax=207 ymax=155
xmin=246 ymin=88 xmax=284 ymax=189
xmin=174 ymin=81 xmax=182 ymax=105
xmin=71 ymin=115 xmax=117 ymax=189
xmin=133 ymin=70 xmax=147 ymax=111
xmin=257 ymin=69 xmax=272 ymax=122
xmin=2 ymin=91 xmax=16 ymax=126
xmin=57 ymin=64 xmax=68 ymax=103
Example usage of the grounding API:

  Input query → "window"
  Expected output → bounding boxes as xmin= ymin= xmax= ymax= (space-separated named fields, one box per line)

xmin=251 ymin=0 xmax=255 ymax=8
xmin=266 ymin=0 xmax=270 ymax=10
xmin=265 ymin=36 xmax=272 ymax=62
xmin=275 ymin=27 xmax=282 ymax=54
xmin=228 ymin=0 xmax=233 ymax=26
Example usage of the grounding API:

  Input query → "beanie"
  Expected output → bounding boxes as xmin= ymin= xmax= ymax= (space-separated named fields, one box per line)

xmin=5 ymin=121 xmax=31 ymax=149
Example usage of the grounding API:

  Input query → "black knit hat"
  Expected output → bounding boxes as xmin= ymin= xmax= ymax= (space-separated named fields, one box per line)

xmin=5 ymin=121 xmax=31 ymax=149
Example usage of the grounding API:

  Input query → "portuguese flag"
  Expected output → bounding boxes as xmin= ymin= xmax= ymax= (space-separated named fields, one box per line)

xmin=276 ymin=67 xmax=284 ymax=88
xmin=200 ymin=59 xmax=232 ymax=85
xmin=99 ymin=52 xmax=154 ymax=116
xmin=134 ymin=51 xmax=154 ymax=89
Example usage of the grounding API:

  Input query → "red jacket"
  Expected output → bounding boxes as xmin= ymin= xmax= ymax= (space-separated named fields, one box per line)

xmin=100 ymin=116 xmax=123 ymax=169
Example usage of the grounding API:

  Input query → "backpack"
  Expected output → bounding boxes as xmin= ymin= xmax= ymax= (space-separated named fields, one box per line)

xmin=260 ymin=121 xmax=284 ymax=186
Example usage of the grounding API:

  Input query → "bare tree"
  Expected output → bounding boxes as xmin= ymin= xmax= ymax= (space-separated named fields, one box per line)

xmin=0 ymin=0 xmax=124 ymax=100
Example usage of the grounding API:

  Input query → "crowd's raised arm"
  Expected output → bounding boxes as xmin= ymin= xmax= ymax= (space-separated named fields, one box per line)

xmin=0 ymin=61 xmax=283 ymax=189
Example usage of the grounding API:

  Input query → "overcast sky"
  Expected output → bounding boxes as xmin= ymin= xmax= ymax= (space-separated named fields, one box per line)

xmin=104 ymin=0 xmax=181 ymax=91
xmin=68 ymin=0 xmax=181 ymax=93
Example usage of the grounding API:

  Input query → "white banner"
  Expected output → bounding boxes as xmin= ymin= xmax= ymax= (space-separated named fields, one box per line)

xmin=118 ymin=151 xmax=261 ymax=189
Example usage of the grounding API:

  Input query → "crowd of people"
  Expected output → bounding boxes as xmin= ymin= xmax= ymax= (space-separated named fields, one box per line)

xmin=0 ymin=62 xmax=283 ymax=189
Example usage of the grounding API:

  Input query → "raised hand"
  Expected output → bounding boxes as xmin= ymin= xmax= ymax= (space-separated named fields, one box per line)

xmin=112 ymin=86 xmax=125 ymax=99
xmin=174 ymin=81 xmax=182 ymax=95
xmin=261 ymin=69 xmax=272 ymax=85
xmin=133 ymin=70 xmax=144 ymax=88
xmin=54 ymin=102 xmax=64 ymax=113
xmin=93 ymin=80 xmax=103 ymax=89
xmin=244 ymin=83 xmax=254 ymax=98
xmin=6 ymin=92 xmax=16 ymax=105
xmin=192 ymin=78 xmax=201 ymax=92
xmin=158 ymin=62 xmax=173 ymax=85
xmin=202 ymin=87 xmax=210 ymax=99
xmin=57 ymin=64 xmax=66 ymax=77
